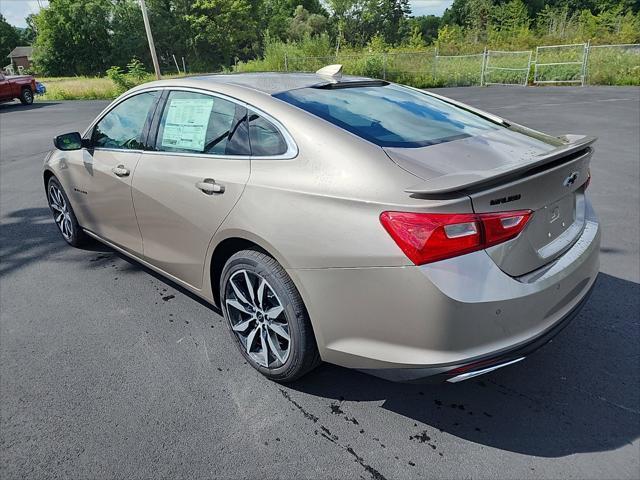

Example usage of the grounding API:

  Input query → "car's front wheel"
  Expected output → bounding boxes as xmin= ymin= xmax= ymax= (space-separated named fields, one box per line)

xmin=47 ymin=176 xmax=88 ymax=247
xmin=220 ymin=250 xmax=320 ymax=382
xmin=19 ymin=87 xmax=34 ymax=105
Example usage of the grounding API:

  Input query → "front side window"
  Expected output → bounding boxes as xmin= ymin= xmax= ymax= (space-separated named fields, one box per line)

xmin=274 ymin=84 xmax=500 ymax=148
xmin=248 ymin=112 xmax=287 ymax=156
xmin=92 ymin=91 xmax=158 ymax=150
xmin=155 ymin=91 xmax=249 ymax=156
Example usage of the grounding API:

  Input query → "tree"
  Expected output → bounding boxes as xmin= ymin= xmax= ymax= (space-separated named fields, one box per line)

xmin=145 ymin=0 xmax=194 ymax=71
xmin=110 ymin=0 xmax=149 ymax=69
xmin=327 ymin=0 xmax=411 ymax=49
xmin=263 ymin=0 xmax=327 ymax=41
xmin=492 ymin=0 xmax=530 ymax=31
xmin=19 ymin=14 xmax=38 ymax=44
xmin=0 ymin=14 xmax=20 ymax=61
xmin=288 ymin=6 xmax=328 ymax=41
xmin=325 ymin=0 xmax=356 ymax=52
xmin=407 ymin=14 xmax=441 ymax=45
xmin=186 ymin=0 xmax=262 ymax=69
xmin=33 ymin=0 xmax=114 ymax=76
xmin=363 ymin=0 xmax=412 ymax=45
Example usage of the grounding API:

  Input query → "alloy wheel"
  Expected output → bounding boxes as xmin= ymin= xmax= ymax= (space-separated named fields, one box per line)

xmin=49 ymin=184 xmax=73 ymax=241
xmin=224 ymin=270 xmax=291 ymax=368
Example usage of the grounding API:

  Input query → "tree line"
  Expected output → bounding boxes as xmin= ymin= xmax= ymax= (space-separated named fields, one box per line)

xmin=0 ymin=0 xmax=638 ymax=77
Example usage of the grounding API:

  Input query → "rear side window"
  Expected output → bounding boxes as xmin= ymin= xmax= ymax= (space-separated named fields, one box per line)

xmin=155 ymin=91 xmax=250 ymax=156
xmin=92 ymin=91 xmax=158 ymax=150
xmin=274 ymin=84 xmax=499 ymax=148
xmin=248 ymin=112 xmax=287 ymax=156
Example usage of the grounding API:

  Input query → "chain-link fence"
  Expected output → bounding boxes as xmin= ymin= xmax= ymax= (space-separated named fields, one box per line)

xmin=534 ymin=43 xmax=589 ymax=85
xmin=484 ymin=50 xmax=533 ymax=86
xmin=275 ymin=42 xmax=639 ymax=88
xmin=434 ymin=53 xmax=484 ymax=86
xmin=285 ymin=50 xmax=438 ymax=86
xmin=587 ymin=43 xmax=640 ymax=85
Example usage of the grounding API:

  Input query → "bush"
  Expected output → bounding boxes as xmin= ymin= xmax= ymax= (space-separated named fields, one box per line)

xmin=106 ymin=58 xmax=153 ymax=94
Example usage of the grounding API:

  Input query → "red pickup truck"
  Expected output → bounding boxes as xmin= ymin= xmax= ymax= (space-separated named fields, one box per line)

xmin=0 ymin=72 xmax=36 ymax=105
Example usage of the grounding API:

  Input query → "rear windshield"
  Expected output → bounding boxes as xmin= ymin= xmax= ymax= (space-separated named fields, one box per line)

xmin=274 ymin=84 xmax=500 ymax=148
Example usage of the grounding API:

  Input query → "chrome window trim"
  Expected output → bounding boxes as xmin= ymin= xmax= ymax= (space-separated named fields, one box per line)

xmin=91 ymin=148 xmax=145 ymax=154
xmin=143 ymin=150 xmax=248 ymax=160
xmin=82 ymin=85 xmax=298 ymax=160
xmin=246 ymin=108 xmax=298 ymax=160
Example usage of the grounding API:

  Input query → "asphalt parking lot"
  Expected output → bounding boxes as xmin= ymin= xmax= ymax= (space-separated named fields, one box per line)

xmin=1 ymin=86 xmax=639 ymax=479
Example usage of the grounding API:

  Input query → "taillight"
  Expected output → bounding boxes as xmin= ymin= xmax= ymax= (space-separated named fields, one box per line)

xmin=380 ymin=210 xmax=532 ymax=265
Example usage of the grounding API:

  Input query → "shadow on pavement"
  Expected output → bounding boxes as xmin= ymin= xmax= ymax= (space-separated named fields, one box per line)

xmin=0 ymin=102 xmax=59 ymax=112
xmin=3 ymin=206 xmax=637 ymax=458
xmin=0 ymin=206 xmax=222 ymax=314
xmin=290 ymin=272 xmax=640 ymax=458
xmin=0 ymin=207 xmax=108 ymax=278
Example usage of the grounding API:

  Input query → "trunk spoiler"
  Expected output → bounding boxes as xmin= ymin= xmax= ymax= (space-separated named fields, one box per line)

xmin=405 ymin=134 xmax=597 ymax=195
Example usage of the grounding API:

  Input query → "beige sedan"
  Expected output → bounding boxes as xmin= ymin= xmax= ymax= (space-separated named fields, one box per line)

xmin=44 ymin=70 xmax=600 ymax=382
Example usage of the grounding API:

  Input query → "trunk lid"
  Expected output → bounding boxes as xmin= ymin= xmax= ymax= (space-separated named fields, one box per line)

xmin=385 ymin=128 xmax=595 ymax=276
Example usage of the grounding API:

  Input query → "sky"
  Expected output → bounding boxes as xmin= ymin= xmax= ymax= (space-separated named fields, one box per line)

xmin=0 ymin=0 xmax=454 ymax=28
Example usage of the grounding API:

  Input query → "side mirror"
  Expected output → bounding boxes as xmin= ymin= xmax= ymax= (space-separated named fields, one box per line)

xmin=54 ymin=132 xmax=83 ymax=151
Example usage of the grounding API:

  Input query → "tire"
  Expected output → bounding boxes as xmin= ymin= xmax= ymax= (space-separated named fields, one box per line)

xmin=46 ymin=176 xmax=88 ymax=247
xmin=19 ymin=87 xmax=34 ymax=105
xmin=220 ymin=249 xmax=320 ymax=382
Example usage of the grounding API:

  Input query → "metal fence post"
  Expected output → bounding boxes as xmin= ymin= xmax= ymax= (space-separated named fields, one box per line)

xmin=524 ymin=50 xmax=533 ymax=87
xmin=284 ymin=53 xmax=288 ymax=72
xmin=582 ymin=40 xmax=590 ymax=86
xmin=383 ymin=52 xmax=387 ymax=80
xmin=433 ymin=47 xmax=438 ymax=80
xmin=480 ymin=47 xmax=488 ymax=86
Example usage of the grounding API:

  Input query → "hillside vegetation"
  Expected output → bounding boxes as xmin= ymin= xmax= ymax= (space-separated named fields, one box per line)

xmin=1 ymin=0 xmax=637 ymax=99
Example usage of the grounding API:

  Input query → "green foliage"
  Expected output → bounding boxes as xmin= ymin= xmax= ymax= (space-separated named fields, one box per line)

xmin=106 ymin=57 xmax=152 ymax=94
xmin=10 ymin=0 xmax=639 ymax=87
xmin=186 ymin=0 xmax=262 ymax=69
xmin=408 ymin=15 xmax=441 ymax=45
xmin=263 ymin=0 xmax=327 ymax=41
xmin=20 ymin=14 xmax=38 ymax=44
xmin=33 ymin=0 xmax=114 ymax=76
xmin=288 ymin=6 xmax=328 ymax=41
xmin=38 ymin=76 xmax=119 ymax=100
xmin=0 ymin=13 xmax=21 ymax=60
xmin=236 ymin=33 xmax=333 ymax=72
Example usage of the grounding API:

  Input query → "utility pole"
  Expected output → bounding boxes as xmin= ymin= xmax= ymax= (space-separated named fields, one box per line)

xmin=139 ymin=0 xmax=161 ymax=80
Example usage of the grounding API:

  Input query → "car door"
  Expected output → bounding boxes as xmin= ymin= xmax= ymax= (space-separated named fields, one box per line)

xmin=0 ymin=73 xmax=10 ymax=101
xmin=132 ymin=89 xmax=251 ymax=288
xmin=68 ymin=90 xmax=160 ymax=255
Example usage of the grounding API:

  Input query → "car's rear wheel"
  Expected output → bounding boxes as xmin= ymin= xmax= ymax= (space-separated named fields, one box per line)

xmin=19 ymin=87 xmax=34 ymax=105
xmin=47 ymin=177 xmax=88 ymax=247
xmin=220 ymin=250 xmax=320 ymax=382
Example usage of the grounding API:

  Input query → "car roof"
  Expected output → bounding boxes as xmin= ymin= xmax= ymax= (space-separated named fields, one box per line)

xmin=140 ymin=72 xmax=373 ymax=95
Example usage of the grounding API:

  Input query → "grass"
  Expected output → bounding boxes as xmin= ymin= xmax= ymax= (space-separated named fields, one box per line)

xmin=38 ymin=76 xmax=119 ymax=100
xmin=34 ymin=45 xmax=639 ymax=101
xmin=239 ymin=43 xmax=640 ymax=87
xmin=37 ymin=73 xmax=192 ymax=100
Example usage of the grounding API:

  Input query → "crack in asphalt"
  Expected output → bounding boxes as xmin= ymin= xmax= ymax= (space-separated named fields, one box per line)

xmin=279 ymin=389 xmax=318 ymax=423
xmin=280 ymin=389 xmax=388 ymax=480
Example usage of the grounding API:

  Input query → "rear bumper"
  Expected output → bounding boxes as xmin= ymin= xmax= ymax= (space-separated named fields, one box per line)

xmin=288 ymin=199 xmax=600 ymax=381
xmin=363 ymin=279 xmax=595 ymax=382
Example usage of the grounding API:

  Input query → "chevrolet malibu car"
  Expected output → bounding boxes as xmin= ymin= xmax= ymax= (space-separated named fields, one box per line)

xmin=44 ymin=68 xmax=600 ymax=383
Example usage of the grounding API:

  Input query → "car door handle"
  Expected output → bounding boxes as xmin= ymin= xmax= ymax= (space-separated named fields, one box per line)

xmin=112 ymin=165 xmax=130 ymax=177
xmin=196 ymin=179 xmax=225 ymax=195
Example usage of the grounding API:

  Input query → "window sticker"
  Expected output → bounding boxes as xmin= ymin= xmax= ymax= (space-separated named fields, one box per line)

xmin=161 ymin=98 xmax=214 ymax=151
